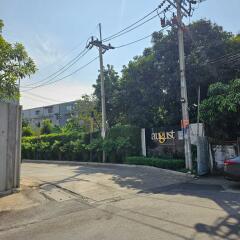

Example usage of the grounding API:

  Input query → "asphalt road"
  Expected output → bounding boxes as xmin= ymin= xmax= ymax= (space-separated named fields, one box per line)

xmin=0 ymin=162 xmax=240 ymax=240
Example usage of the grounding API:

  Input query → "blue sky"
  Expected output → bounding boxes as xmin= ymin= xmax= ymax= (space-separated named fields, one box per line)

xmin=1 ymin=0 xmax=240 ymax=109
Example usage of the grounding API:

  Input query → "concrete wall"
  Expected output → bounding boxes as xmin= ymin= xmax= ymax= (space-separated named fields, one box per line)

xmin=0 ymin=102 xmax=21 ymax=194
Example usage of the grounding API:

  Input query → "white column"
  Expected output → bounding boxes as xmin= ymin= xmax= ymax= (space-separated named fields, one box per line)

xmin=141 ymin=128 xmax=147 ymax=157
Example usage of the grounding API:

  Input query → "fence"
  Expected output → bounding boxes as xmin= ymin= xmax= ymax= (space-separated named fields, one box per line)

xmin=209 ymin=138 xmax=240 ymax=172
xmin=0 ymin=102 xmax=22 ymax=195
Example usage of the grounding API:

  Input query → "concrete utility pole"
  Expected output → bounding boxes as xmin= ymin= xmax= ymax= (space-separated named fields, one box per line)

xmin=87 ymin=23 xmax=114 ymax=163
xmin=165 ymin=0 xmax=201 ymax=170
xmin=176 ymin=0 xmax=192 ymax=170
xmin=98 ymin=24 xmax=107 ymax=146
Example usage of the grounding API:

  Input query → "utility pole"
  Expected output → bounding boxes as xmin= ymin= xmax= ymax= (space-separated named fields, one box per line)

xmin=176 ymin=0 xmax=192 ymax=170
xmin=165 ymin=0 xmax=199 ymax=170
xmin=87 ymin=23 xmax=114 ymax=163
xmin=98 ymin=24 xmax=107 ymax=149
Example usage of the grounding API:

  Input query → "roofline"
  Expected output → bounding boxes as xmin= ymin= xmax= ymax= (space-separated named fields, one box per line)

xmin=23 ymin=99 xmax=80 ymax=111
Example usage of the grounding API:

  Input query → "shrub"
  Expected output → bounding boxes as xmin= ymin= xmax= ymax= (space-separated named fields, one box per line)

xmin=22 ymin=125 xmax=141 ymax=163
xmin=22 ymin=126 xmax=34 ymax=137
xmin=124 ymin=156 xmax=185 ymax=170
xmin=40 ymin=119 xmax=53 ymax=135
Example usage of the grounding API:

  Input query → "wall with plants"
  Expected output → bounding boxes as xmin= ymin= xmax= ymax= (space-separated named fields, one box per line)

xmin=22 ymin=125 xmax=141 ymax=163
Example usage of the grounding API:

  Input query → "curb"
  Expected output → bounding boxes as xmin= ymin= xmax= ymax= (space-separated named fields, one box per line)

xmin=22 ymin=159 xmax=189 ymax=177
xmin=0 ymin=189 xmax=13 ymax=197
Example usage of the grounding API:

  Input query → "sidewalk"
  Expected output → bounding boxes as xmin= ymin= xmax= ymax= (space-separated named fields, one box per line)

xmin=0 ymin=178 xmax=47 ymax=213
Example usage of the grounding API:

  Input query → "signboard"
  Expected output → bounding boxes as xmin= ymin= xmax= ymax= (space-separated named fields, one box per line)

xmin=151 ymin=130 xmax=175 ymax=144
xmin=145 ymin=127 xmax=184 ymax=158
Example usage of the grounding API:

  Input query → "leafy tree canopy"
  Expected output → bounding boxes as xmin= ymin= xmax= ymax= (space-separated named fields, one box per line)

xmin=0 ymin=20 xmax=37 ymax=100
xmin=93 ymin=19 xmax=240 ymax=131
xmin=40 ymin=119 xmax=53 ymax=135
xmin=62 ymin=94 xmax=101 ymax=133
xmin=93 ymin=65 xmax=121 ymax=127
xmin=200 ymin=79 xmax=240 ymax=139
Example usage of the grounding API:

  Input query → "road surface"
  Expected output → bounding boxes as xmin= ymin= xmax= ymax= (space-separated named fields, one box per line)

xmin=0 ymin=162 xmax=239 ymax=240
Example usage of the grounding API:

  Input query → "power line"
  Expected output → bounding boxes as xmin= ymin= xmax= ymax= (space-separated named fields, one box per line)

xmin=21 ymin=2 xmax=173 ymax=96
xmin=23 ymin=92 xmax=61 ymax=103
xmin=103 ymin=2 xmax=169 ymax=42
xmin=22 ymin=56 xmax=99 ymax=92
xmin=208 ymin=52 xmax=240 ymax=65
xmin=114 ymin=26 xmax=170 ymax=49
xmin=209 ymin=51 xmax=240 ymax=63
xmin=23 ymin=28 xmax=171 ymax=92
xmin=22 ymin=48 xmax=90 ymax=88
xmin=115 ymin=34 xmax=153 ymax=49
xmin=22 ymin=25 xmax=100 ymax=88
xmin=103 ymin=6 xmax=160 ymax=42
xmin=23 ymin=93 xmax=57 ymax=105
xmin=22 ymin=2 xmax=171 ymax=91
xmin=106 ymin=14 xmax=160 ymax=42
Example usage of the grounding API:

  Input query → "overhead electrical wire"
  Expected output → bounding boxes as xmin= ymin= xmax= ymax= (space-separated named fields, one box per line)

xmin=23 ymin=92 xmax=61 ymax=103
xmin=23 ymin=93 xmax=57 ymax=105
xmin=103 ymin=14 xmax=160 ymax=42
xmin=22 ymin=56 xmax=99 ymax=92
xmin=103 ymin=1 xmax=169 ymax=42
xmin=208 ymin=52 xmax=240 ymax=65
xmin=22 ymin=1 xmax=171 ymax=94
xmin=115 ymin=26 xmax=170 ymax=49
xmin=22 ymin=25 xmax=101 ymax=88
xmin=22 ymin=26 xmax=171 ymax=91
xmin=22 ymin=48 xmax=90 ymax=88
xmin=103 ymin=7 xmax=160 ymax=42
xmin=115 ymin=34 xmax=153 ymax=49
xmin=209 ymin=51 xmax=240 ymax=63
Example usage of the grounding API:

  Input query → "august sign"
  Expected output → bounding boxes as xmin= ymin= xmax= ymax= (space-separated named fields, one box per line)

xmin=151 ymin=130 xmax=175 ymax=144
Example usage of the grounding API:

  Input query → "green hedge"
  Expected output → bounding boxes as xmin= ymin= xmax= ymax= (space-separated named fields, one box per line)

xmin=22 ymin=125 xmax=141 ymax=163
xmin=124 ymin=156 xmax=185 ymax=170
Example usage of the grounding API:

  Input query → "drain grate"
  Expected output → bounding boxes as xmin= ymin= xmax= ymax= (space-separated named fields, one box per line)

xmin=39 ymin=184 xmax=77 ymax=202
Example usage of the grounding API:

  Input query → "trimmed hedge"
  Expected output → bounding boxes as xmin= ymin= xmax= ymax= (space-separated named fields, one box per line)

xmin=22 ymin=125 xmax=141 ymax=163
xmin=124 ymin=156 xmax=185 ymax=170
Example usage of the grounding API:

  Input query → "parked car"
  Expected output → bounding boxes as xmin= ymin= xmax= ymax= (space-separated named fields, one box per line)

xmin=224 ymin=156 xmax=240 ymax=181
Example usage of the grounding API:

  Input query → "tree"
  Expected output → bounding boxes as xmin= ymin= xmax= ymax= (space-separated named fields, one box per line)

xmin=40 ymin=119 xmax=53 ymax=135
xmin=62 ymin=94 xmax=101 ymax=133
xmin=22 ymin=126 xmax=34 ymax=137
xmin=93 ymin=65 xmax=122 ymax=127
xmin=22 ymin=119 xmax=34 ymax=137
xmin=0 ymin=20 xmax=37 ymax=100
xmin=200 ymin=79 xmax=240 ymax=140
xmin=94 ymin=20 xmax=240 ymax=129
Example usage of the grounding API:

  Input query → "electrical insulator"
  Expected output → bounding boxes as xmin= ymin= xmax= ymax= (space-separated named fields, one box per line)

xmin=172 ymin=16 xmax=178 ymax=25
xmin=161 ymin=18 xmax=166 ymax=27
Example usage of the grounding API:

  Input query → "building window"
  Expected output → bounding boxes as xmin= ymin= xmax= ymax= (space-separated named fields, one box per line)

xmin=55 ymin=113 xmax=62 ymax=120
xmin=66 ymin=105 xmax=72 ymax=111
xmin=65 ymin=113 xmax=71 ymax=117
xmin=35 ymin=110 xmax=40 ymax=115
xmin=46 ymin=107 xmax=53 ymax=114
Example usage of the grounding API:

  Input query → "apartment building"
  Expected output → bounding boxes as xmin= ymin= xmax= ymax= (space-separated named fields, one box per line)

xmin=22 ymin=101 xmax=77 ymax=128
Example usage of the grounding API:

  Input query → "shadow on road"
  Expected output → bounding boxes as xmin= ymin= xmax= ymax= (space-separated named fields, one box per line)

xmin=35 ymin=163 xmax=240 ymax=239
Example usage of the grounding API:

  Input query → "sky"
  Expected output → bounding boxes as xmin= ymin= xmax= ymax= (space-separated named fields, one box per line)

xmin=1 ymin=0 xmax=240 ymax=109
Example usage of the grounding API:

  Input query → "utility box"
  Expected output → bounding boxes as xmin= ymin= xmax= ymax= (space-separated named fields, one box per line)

xmin=0 ymin=102 xmax=22 ymax=195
